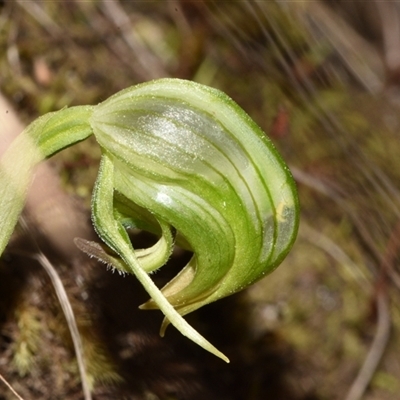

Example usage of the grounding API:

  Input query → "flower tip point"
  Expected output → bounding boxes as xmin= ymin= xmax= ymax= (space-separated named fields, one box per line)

xmin=217 ymin=352 xmax=230 ymax=363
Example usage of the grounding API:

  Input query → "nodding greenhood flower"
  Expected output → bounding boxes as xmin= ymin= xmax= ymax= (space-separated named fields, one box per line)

xmin=0 ymin=78 xmax=299 ymax=362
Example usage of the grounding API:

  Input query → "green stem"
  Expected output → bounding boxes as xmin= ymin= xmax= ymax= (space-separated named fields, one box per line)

xmin=0 ymin=106 xmax=94 ymax=256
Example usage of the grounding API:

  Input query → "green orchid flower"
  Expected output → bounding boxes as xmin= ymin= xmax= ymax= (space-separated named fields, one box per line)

xmin=0 ymin=78 xmax=299 ymax=362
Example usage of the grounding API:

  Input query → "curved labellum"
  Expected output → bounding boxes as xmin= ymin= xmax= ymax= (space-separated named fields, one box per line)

xmin=85 ymin=78 xmax=299 ymax=362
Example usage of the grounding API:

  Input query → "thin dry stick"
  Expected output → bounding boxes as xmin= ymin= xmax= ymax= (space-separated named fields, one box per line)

xmin=300 ymin=222 xmax=372 ymax=291
xmin=344 ymin=291 xmax=391 ymax=400
xmin=376 ymin=0 xmax=400 ymax=74
xmin=379 ymin=219 xmax=400 ymax=292
xmin=290 ymin=0 xmax=385 ymax=94
xmin=19 ymin=219 xmax=92 ymax=400
xmin=344 ymin=217 xmax=400 ymax=400
xmin=0 ymin=373 xmax=25 ymax=400
xmin=15 ymin=0 xmax=62 ymax=38
xmin=35 ymin=252 xmax=92 ymax=400
xmin=101 ymin=0 xmax=166 ymax=80
xmin=292 ymin=167 xmax=392 ymax=400
xmin=291 ymin=166 xmax=388 ymax=277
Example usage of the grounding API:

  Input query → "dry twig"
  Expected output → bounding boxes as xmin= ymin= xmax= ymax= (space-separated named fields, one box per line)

xmin=300 ymin=222 xmax=372 ymax=291
xmin=101 ymin=0 xmax=166 ymax=80
xmin=0 ymin=372 xmax=25 ymax=400
xmin=344 ymin=291 xmax=391 ymax=400
xmin=289 ymin=0 xmax=385 ymax=94
xmin=19 ymin=218 xmax=92 ymax=400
